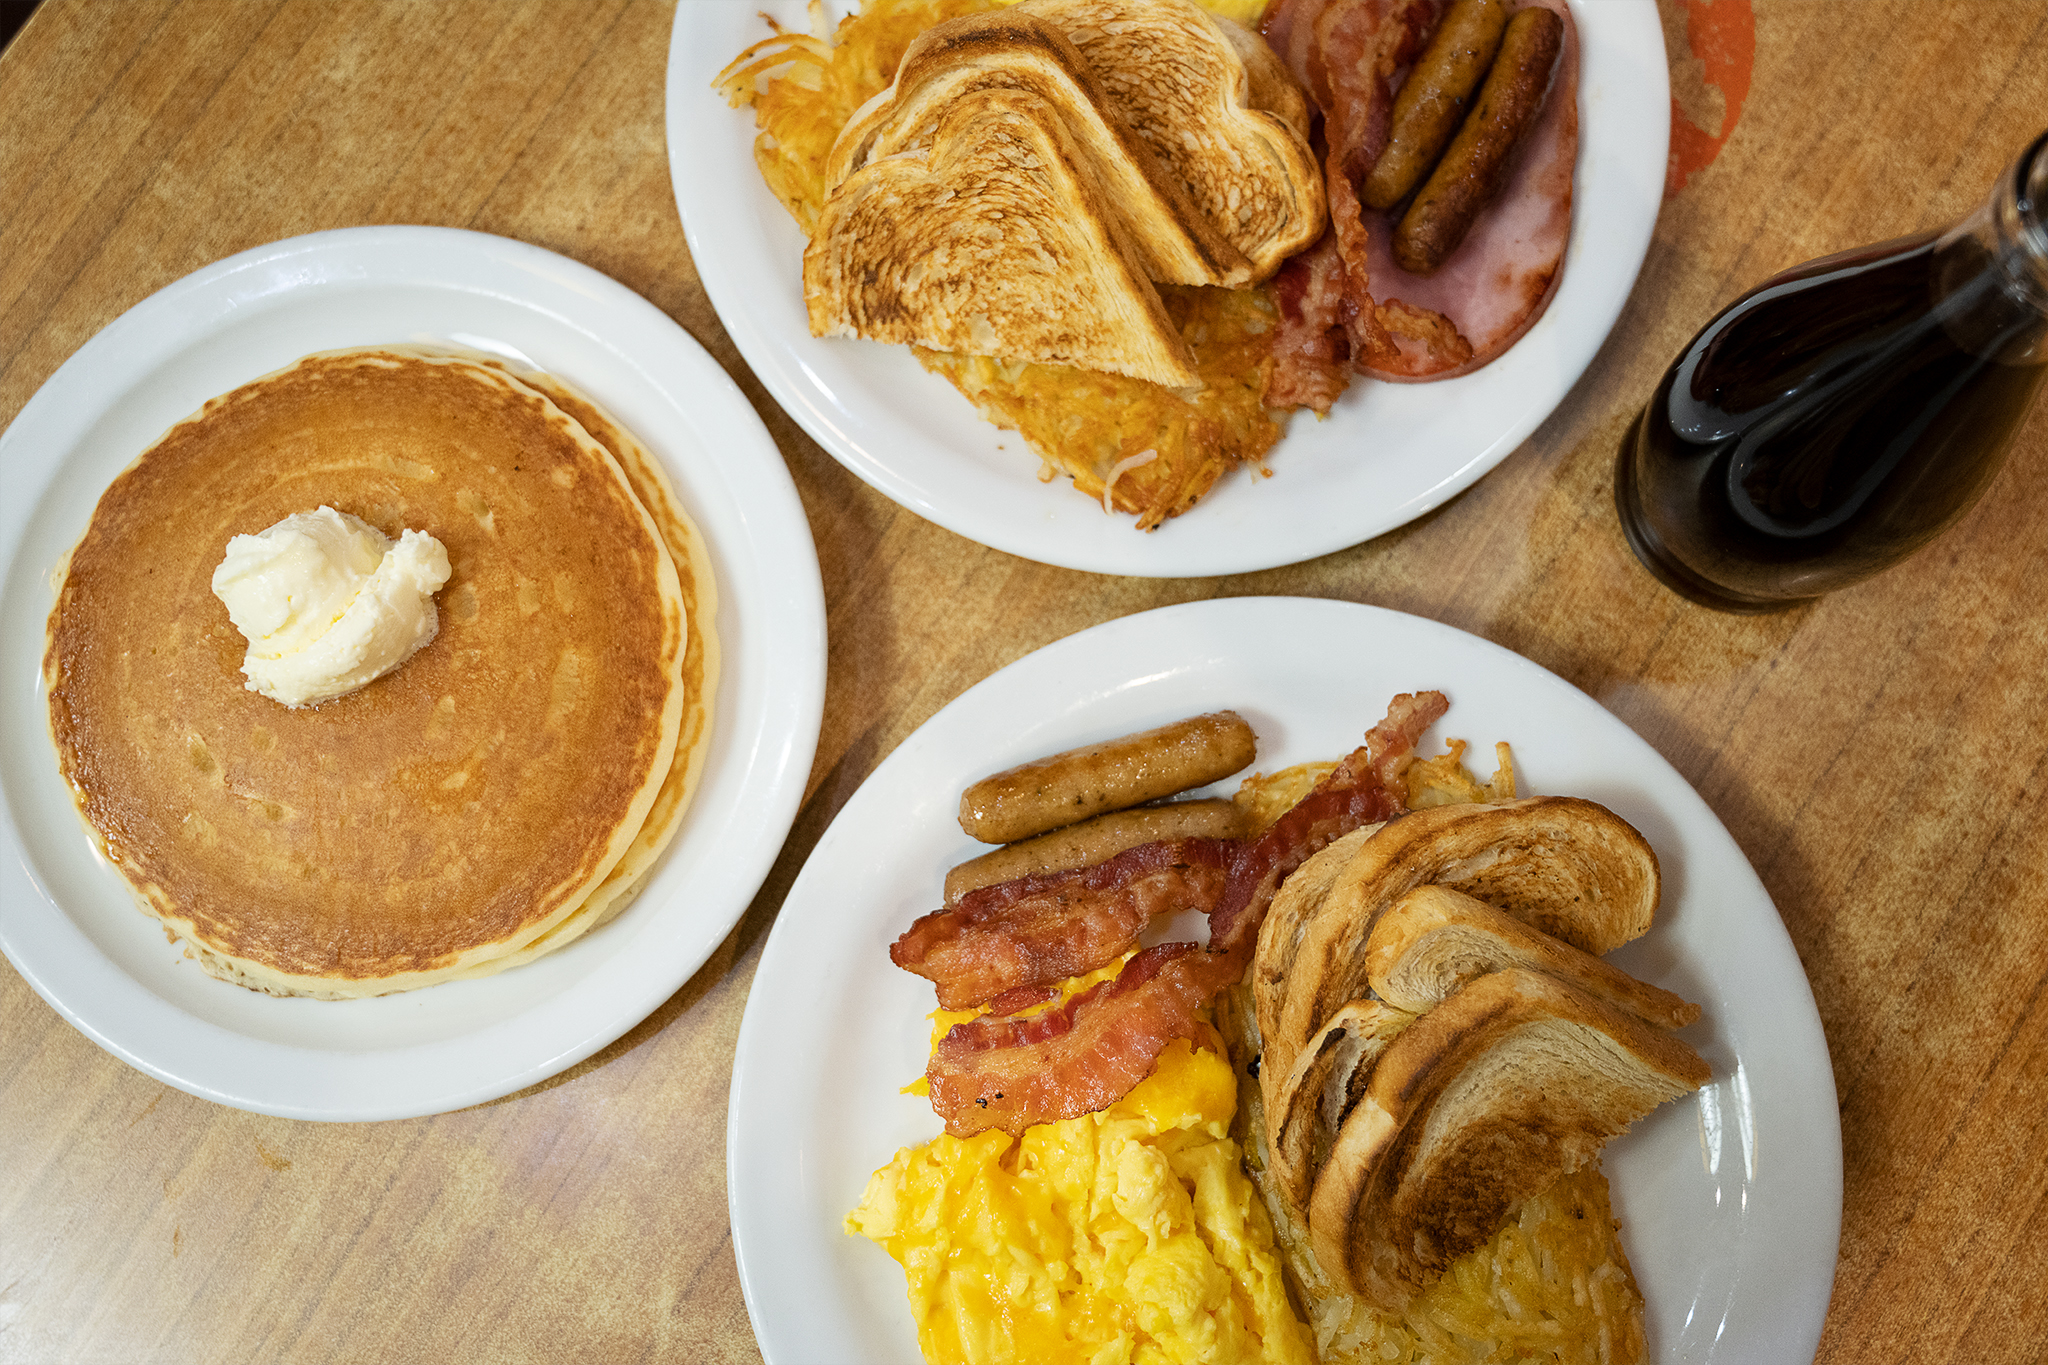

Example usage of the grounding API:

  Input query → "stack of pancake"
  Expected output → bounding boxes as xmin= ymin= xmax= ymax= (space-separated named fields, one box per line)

xmin=42 ymin=345 xmax=718 ymax=998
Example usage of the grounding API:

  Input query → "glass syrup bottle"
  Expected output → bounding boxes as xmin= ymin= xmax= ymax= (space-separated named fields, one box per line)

xmin=1615 ymin=129 xmax=2048 ymax=613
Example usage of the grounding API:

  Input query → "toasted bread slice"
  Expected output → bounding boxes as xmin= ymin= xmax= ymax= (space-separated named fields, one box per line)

xmin=1264 ymin=997 xmax=1414 ymax=1216
xmin=1368 ymin=884 xmax=1701 ymax=1030
xmin=1213 ymin=12 xmax=1311 ymax=144
xmin=825 ymin=9 xmax=1254 ymax=288
xmin=1253 ymin=823 xmax=1381 ymax=1125
xmin=1309 ymin=968 xmax=1710 ymax=1307
xmin=1221 ymin=989 xmax=1655 ymax=1362
xmin=804 ymin=86 xmax=1200 ymax=387
xmin=1020 ymin=0 xmax=1325 ymax=280
xmin=1271 ymin=797 xmax=1661 ymax=1092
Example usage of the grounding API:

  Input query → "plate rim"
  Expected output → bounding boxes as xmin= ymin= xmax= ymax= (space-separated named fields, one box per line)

xmin=0 ymin=224 xmax=828 ymax=1122
xmin=668 ymin=0 xmax=1671 ymax=577
xmin=725 ymin=594 xmax=1843 ymax=1365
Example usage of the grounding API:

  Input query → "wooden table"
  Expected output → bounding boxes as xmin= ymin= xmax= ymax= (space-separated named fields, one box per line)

xmin=3 ymin=2 xmax=2044 ymax=1361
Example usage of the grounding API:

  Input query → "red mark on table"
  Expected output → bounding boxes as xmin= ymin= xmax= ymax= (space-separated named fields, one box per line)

xmin=1665 ymin=0 xmax=1755 ymax=197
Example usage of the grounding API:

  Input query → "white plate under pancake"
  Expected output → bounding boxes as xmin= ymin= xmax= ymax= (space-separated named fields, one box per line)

xmin=728 ymin=597 xmax=1841 ymax=1365
xmin=0 ymin=226 xmax=827 ymax=1121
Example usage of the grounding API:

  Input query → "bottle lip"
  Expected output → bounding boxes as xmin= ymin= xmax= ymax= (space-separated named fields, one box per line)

xmin=2002 ymin=127 xmax=2048 ymax=296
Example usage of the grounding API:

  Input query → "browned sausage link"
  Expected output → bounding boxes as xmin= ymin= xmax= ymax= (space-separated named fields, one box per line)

xmin=1392 ymin=5 xmax=1563 ymax=276
xmin=1361 ymin=0 xmax=1511 ymax=211
xmin=943 ymin=798 xmax=1250 ymax=905
xmin=957 ymin=710 xmax=1258 ymax=845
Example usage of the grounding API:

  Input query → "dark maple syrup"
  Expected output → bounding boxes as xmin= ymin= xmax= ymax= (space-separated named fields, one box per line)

xmin=1617 ymin=133 xmax=2048 ymax=612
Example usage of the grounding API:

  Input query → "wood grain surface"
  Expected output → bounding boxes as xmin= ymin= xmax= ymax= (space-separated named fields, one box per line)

xmin=3 ymin=2 xmax=2046 ymax=1362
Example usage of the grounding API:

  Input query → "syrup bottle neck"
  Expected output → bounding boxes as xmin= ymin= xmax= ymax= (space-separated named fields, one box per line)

xmin=1935 ymin=128 xmax=2048 ymax=364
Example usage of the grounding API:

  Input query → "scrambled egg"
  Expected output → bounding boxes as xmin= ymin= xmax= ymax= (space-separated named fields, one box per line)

xmin=848 ymin=1033 xmax=1315 ymax=1365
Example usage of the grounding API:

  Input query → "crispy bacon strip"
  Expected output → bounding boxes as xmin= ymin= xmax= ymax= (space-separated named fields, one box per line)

xmin=1265 ymin=233 xmax=1353 ymax=414
xmin=982 ymin=983 xmax=1057 ymax=1017
xmin=926 ymin=942 xmax=1238 ymax=1136
xmin=1314 ymin=0 xmax=1438 ymax=193
xmin=919 ymin=692 xmax=1451 ymax=1135
xmin=1207 ymin=689 xmax=1447 ymax=956
xmin=1367 ymin=688 xmax=1453 ymax=779
xmin=890 ymin=838 xmax=1234 ymax=1010
xmin=1376 ymin=297 xmax=1475 ymax=373
xmin=1258 ymin=0 xmax=1326 ymax=113
xmin=1262 ymin=0 xmax=1436 ymax=407
xmin=1326 ymin=160 xmax=1401 ymax=371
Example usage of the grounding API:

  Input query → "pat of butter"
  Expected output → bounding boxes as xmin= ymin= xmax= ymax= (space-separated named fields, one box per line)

xmin=212 ymin=506 xmax=451 ymax=708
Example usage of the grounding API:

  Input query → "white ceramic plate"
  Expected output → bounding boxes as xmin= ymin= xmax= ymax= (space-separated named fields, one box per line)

xmin=0 ymin=227 xmax=827 ymax=1121
xmin=669 ymin=1 xmax=1669 ymax=577
xmin=729 ymin=597 xmax=1840 ymax=1364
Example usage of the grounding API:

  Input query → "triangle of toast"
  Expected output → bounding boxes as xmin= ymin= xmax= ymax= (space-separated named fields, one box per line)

xmin=825 ymin=8 xmax=1255 ymax=288
xmin=804 ymin=84 xmax=1201 ymax=387
xmin=1269 ymin=796 xmax=1663 ymax=1101
xmin=1308 ymin=968 xmax=1710 ymax=1308
xmin=1367 ymin=883 xmax=1700 ymax=1030
xmin=1021 ymin=0 xmax=1325 ymax=279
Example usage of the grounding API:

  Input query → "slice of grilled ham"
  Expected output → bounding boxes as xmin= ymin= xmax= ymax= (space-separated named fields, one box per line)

xmin=824 ymin=8 xmax=1254 ymax=288
xmin=804 ymin=85 xmax=1200 ymax=386
xmin=1307 ymin=967 xmax=1710 ymax=1309
xmin=1018 ymin=0 xmax=1325 ymax=280
xmin=1367 ymin=883 xmax=1700 ymax=1030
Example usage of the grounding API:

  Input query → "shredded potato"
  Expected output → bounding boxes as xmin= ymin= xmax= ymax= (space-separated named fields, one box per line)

xmin=714 ymin=0 xmax=1000 ymax=236
xmin=1408 ymin=738 xmax=1517 ymax=808
xmin=917 ymin=285 xmax=1285 ymax=529
xmin=1245 ymin=1113 xmax=1649 ymax=1365
xmin=1233 ymin=761 xmax=1341 ymax=833
xmin=715 ymin=0 xmax=1291 ymax=529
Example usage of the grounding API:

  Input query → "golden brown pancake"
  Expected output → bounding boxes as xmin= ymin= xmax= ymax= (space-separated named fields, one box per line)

xmin=43 ymin=347 xmax=690 ymax=997
xmin=463 ymin=352 xmax=722 ymax=954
